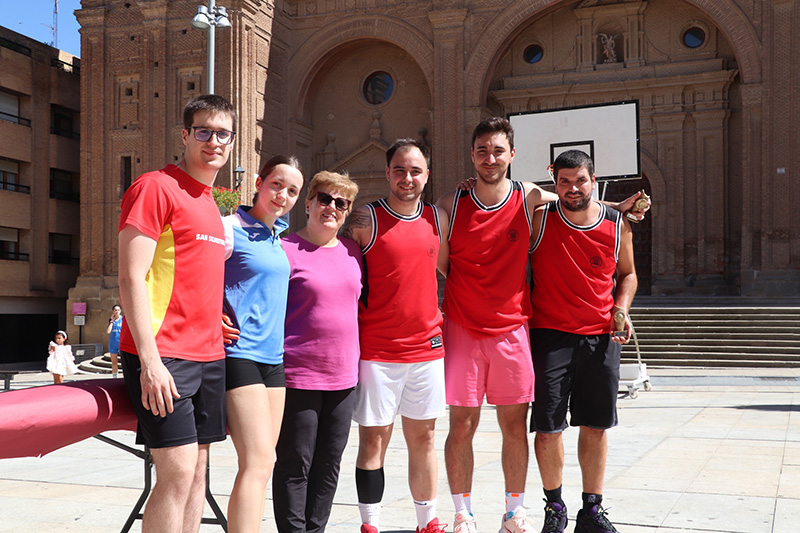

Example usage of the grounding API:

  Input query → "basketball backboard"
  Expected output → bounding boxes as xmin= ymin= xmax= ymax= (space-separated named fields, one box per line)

xmin=508 ymin=101 xmax=640 ymax=184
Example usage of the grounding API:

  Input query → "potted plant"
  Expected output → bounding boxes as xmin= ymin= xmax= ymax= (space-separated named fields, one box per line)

xmin=212 ymin=186 xmax=241 ymax=216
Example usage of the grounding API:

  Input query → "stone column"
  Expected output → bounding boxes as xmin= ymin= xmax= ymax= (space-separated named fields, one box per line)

xmin=428 ymin=9 xmax=467 ymax=195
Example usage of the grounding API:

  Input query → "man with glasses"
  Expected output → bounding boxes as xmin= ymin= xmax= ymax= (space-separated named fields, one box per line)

xmin=118 ymin=94 xmax=236 ymax=533
xmin=341 ymin=138 xmax=449 ymax=533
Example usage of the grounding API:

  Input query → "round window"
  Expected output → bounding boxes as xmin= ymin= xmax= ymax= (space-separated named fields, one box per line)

xmin=523 ymin=44 xmax=544 ymax=64
xmin=682 ymin=27 xmax=706 ymax=49
xmin=363 ymin=71 xmax=394 ymax=105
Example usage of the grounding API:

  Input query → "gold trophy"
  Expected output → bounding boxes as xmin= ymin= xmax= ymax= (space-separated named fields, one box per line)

xmin=613 ymin=306 xmax=628 ymax=338
xmin=625 ymin=190 xmax=650 ymax=223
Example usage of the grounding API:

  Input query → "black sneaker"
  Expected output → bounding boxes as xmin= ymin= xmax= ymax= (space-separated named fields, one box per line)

xmin=540 ymin=500 xmax=567 ymax=533
xmin=574 ymin=504 xmax=618 ymax=533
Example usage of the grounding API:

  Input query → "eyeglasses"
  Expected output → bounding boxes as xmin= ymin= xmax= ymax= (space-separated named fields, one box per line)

xmin=191 ymin=127 xmax=236 ymax=145
xmin=315 ymin=191 xmax=351 ymax=211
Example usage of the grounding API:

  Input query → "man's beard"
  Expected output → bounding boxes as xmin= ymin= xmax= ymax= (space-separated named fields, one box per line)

xmin=561 ymin=195 xmax=591 ymax=211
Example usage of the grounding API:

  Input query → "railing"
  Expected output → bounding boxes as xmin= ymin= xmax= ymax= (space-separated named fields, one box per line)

xmin=0 ymin=111 xmax=31 ymax=127
xmin=50 ymin=190 xmax=80 ymax=202
xmin=0 ymin=181 xmax=30 ymax=193
xmin=51 ymin=57 xmax=80 ymax=75
xmin=49 ymin=253 xmax=79 ymax=266
xmin=0 ymin=251 xmax=29 ymax=262
xmin=51 ymin=126 xmax=80 ymax=139
xmin=0 ymin=37 xmax=31 ymax=57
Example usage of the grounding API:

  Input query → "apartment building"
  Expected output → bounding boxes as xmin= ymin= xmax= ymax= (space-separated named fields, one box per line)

xmin=0 ymin=27 xmax=81 ymax=366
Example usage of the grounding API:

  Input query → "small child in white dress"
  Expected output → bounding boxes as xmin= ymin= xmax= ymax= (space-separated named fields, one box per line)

xmin=47 ymin=330 xmax=78 ymax=384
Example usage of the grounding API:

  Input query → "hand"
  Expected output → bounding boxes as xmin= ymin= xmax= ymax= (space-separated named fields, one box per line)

xmin=139 ymin=357 xmax=180 ymax=417
xmin=456 ymin=177 xmax=477 ymax=191
xmin=611 ymin=314 xmax=633 ymax=345
xmin=222 ymin=313 xmax=240 ymax=345
xmin=618 ymin=190 xmax=651 ymax=222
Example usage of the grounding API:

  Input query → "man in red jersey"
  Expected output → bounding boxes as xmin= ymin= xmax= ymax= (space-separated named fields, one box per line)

xmin=341 ymin=138 xmax=450 ymax=533
xmin=437 ymin=118 xmax=646 ymax=533
xmin=118 ymin=95 xmax=235 ymax=533
xmin=528 ymin=150 xmax=637 ymax=533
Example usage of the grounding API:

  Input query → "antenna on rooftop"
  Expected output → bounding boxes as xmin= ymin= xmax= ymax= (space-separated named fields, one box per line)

xmin=40 ymin=0 xmax=59 ymax=48
xmin=53 ymin=0 xmax=59 ymax=49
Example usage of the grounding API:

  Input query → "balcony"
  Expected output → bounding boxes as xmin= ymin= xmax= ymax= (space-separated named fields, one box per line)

xmin=0 ymin=119 xmax=32 ymax=162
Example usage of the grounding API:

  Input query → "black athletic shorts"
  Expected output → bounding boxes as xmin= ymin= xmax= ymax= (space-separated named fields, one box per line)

xmin=225 ymin=357 xmax=285 ymax=391
xmin=529 ymin=328 xmax=620 ymax=433
xmin=121 ymin=351 xmax=227 ymax=448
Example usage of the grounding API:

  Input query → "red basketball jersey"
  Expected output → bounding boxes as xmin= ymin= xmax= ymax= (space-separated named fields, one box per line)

xmin=443 ymin=180 xmax=533 ymax=339
xmin=358 ymin=199 xmax=444 ymax=363
xmin=529 ymin=201 xmax=622 ymax=335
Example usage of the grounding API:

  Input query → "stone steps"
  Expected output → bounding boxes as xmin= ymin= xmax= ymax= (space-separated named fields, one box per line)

xmin=622 ymin=305 xmax=800 ymax=367
xmin=78 ymin=354 xmax=122 ymax=375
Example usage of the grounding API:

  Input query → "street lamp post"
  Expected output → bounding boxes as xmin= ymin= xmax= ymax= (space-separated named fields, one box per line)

xmin=190 ymin=0 xmax=231 ymax=94
xmin=233 ymin=165 xmax=245 ymax=190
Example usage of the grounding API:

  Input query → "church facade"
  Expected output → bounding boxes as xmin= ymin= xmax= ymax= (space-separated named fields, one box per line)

xmin=68 ymin=0 xmax=798 ymax=344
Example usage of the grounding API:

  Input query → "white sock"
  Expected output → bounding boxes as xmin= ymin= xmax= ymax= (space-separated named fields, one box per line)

xmin=451 ymin=492 xmax=472 ymax=515
xmin=414 ymin=499 xmax=437 ymax=529
xmin=505 ymin=491 xmax=525 ymax=515
xmin=359 ymin=502 xmax=381 ymax=528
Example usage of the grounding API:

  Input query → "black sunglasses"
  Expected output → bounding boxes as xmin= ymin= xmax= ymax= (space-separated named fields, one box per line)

xmin=315 ymin=191 xmax=351 ymax=211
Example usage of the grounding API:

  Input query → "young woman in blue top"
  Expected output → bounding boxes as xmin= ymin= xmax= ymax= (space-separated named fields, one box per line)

xmin=222 ymin=155 xmax=304 ymax=533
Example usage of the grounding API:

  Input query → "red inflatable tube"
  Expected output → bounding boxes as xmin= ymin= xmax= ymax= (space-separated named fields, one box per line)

xmin=0 ymin=378 xmax=137 ymax=459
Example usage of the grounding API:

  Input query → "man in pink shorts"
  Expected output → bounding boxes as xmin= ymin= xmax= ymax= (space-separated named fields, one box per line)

xmin=437 ymin=117 xmax=544 ymax=533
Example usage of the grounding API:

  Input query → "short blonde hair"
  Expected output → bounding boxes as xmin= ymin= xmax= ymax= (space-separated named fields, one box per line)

xmin=306 ymin=171 xmax=359 ymax=213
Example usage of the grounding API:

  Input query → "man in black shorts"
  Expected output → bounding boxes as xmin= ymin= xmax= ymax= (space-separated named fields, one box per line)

xmin=117 ymin=94 xmax=235 ymax=532
xmin=528 ymin=150 xmax=638 ymax=533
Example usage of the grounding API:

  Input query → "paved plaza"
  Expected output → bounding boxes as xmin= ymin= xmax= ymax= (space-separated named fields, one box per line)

xmin=2 ymin=367 xmax=800 ymax=532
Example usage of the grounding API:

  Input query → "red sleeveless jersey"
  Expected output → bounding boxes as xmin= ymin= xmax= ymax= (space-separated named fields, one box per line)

xmin=358 ymin=199 xmax=444 ymax=363
xmin=443 ymin=180 xmax=533 ymax=339
xmin=529 ymin=201 xmax=622 ymax=335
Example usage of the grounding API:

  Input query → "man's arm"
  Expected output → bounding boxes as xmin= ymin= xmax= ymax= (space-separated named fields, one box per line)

xmin=611 ymin=219 xmax=638 ymax=344
xmin=604 ymin=191 xmax=650 ymax=221
xmin=118 ymin=225 xmax=179 ymax=416
xmin=340 ymin=205 xmax=372 ymax=248
xmin=521 ymin=182 xmax=556 ymax=212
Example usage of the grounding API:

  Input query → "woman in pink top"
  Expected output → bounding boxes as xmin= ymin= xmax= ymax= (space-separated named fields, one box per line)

xmin=272 ymin=170 xmax=363 ymax=533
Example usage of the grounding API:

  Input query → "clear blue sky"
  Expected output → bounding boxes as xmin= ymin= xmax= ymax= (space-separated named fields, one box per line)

xmin=6 ymin=0 xmax=82 ymax=57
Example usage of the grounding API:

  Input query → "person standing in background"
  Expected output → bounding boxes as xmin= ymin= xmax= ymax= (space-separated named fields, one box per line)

xmin=107 ymin=304 xmax=123 ymax=377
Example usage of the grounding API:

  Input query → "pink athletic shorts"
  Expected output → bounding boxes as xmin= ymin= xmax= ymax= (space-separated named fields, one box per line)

xmin=443 ymin=318 xmax=534 ymax=407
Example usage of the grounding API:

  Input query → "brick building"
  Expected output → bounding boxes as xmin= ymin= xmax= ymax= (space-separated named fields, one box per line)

xmin=0 ymin=28 xmax=81 ymax=364
xmin=69 ymin=0 xmax=798 ymax=345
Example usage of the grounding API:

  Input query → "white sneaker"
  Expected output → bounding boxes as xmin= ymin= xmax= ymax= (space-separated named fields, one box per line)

xmin=453 ymin=511 xmax=477 ymax=533
xmin=499 ymin=508 xmax=533 ymax=533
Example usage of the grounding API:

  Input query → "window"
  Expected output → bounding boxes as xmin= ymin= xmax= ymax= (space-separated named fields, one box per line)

xmin=121 ymin=156 xmax=133 ymax=195
xmin=0 ymin=227 xmax=27 ymax=261
xmin=49 ymin=233 xmax=77 ymax=265
xmin=523 ymin=45 xmax=544 ymax=64
xmin=0 ymin=90 xmax=30 ymax=126
xmin=682 ymin=27 xmax=706 ymax=49
xmin=0 ymin=159 xmax=28 ymax=193
xmin=51 ymin=105 xmax=80 ymax=139
xmin=50 ymin=169 xmax=80 ymax=202
xmin=363 ymin=71 xmax=394 ymax=105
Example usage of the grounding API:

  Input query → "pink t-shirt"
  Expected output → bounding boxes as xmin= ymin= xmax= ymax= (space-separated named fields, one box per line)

xmin=282 ymin=233 xmax=363 ymax=390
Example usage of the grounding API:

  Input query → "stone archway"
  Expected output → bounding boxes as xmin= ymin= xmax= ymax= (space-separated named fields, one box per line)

xmin=463 ymin=0 xmax=761 ymax=108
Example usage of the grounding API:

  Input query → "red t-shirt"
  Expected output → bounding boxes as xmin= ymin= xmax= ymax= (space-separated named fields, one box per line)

xmin=358 ymin=199 xmax=444 ymax=363
xmin=529 ymin=201 xmax=621 ymax=335
xmin=443 ymin=180 xmax=533 ymax=339
xmin=118 ymin=165 xmax=226 ymax=362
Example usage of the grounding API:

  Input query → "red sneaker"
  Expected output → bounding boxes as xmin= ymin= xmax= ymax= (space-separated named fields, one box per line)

xmin=361 ymin=525 xmax=379 ymax=533
xmin=417 ymin=517 xmax=448 ymax=533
